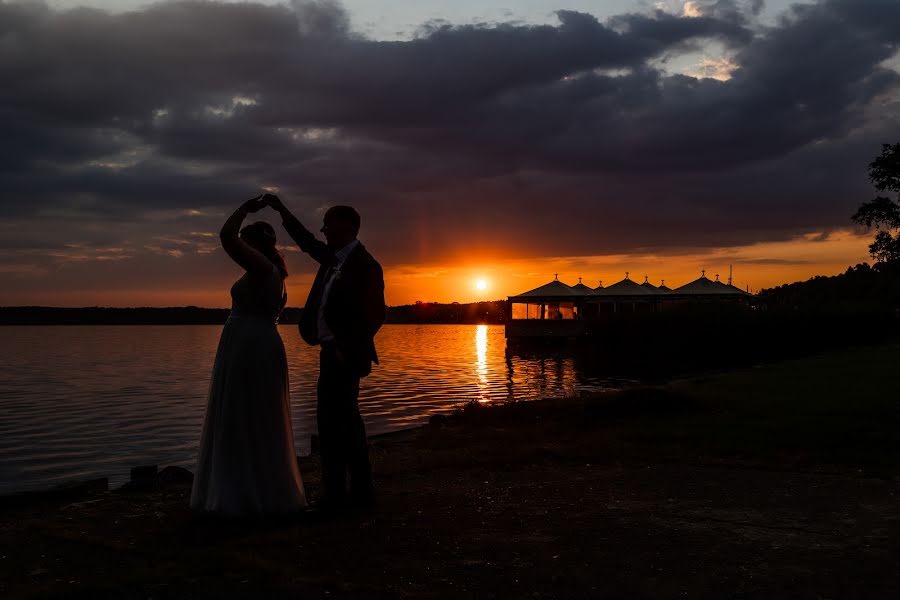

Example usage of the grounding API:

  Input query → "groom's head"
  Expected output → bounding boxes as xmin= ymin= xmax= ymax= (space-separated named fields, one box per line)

xmin=321 ymin=205 xmax=360 ymax=249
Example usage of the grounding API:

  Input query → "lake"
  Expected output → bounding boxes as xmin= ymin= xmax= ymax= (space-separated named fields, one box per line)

xmin=0 ymin=324 xmax=634 ymax=494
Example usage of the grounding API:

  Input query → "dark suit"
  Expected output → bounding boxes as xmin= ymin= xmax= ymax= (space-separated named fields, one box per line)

xmin=282 ymin=213 xmax=385 ymax=503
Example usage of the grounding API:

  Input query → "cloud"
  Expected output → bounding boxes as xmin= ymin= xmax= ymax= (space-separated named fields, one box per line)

xmin=685 ymin=55 xmax=739 ymax=80
xmin=0 ymin=0 xmax=899 ymax=287
xmin=732 ymin=257 xmax=812 ymax=265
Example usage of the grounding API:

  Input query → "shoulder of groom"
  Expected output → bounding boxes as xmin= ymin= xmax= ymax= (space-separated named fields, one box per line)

xmin=355 ymin=243 xmax=378 ymax=264
xmin=364 ymin=250 xmax=383 ymax=274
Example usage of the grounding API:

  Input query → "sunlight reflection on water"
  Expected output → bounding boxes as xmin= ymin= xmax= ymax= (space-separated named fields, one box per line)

xmin=0 ymin=324 xmax=629 ymax=493
xmin=475 ymin=324 xmax=490 ymax=403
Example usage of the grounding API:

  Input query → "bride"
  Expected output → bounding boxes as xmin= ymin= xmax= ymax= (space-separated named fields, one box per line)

xmin=190 ymin=196 xmax=306 ymax=516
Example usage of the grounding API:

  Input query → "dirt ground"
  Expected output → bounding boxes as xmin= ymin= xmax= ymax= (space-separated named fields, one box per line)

xmin=2 ymin=343 xmax=900 ymax=599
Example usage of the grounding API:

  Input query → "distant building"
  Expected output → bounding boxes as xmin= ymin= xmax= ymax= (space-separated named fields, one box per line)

xmin=571 ymin=277 xmax=594 ymax=295
xmin=506 ymin=270 xmax=752 ymax=338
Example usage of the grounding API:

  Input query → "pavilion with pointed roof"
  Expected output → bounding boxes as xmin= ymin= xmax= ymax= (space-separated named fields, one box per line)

xmin=571 ymin=277 xmax=594 ymax=295
xmin=640 ymin=275 xmax=666 ymax=293
xmin=602 ymin=273 xmax=659 ymax=296
xmin=508 ymin=274 xmax=579 ymax=321
xmin=579 ymin=273 xmax=666 ymax=318
xmin=512 ymin=274 xmax=578 ymax=299
xmin=674 ymin=270 xmax=751 ymax=296
xmin=507 ymin=269 xmax=753 ymax=337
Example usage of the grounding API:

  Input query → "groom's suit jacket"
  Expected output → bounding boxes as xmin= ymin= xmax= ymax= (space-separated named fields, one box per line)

xmin=282 ymin=214 xmax=385 ymax=377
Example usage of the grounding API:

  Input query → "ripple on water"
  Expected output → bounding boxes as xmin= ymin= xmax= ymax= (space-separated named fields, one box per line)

xmin=0 ymin=324 xmax=627 ymax=494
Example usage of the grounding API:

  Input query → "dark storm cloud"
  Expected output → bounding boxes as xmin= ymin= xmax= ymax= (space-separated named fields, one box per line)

xmin=0 ymin=0 xmax=899 ymax=268
xmin=606 ymin=6 xmax=752 ymax=48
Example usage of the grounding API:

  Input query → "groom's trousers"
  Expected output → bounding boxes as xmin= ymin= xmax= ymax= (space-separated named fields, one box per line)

xmin=317 ymin=343 xmax=375 ymax=503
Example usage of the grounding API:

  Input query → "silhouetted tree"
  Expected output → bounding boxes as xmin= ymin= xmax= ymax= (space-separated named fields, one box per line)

xmin=758 ymin=261 xmax=900 ymax=310
xmin=853 ymin=143 xmax=900 ymax=264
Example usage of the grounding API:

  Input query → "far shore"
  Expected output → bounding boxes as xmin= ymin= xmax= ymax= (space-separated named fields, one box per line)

xmin=2 ymin=340 xmax=899 ymax=598
xmin=0 ymin=302 xmax=507 ymax=326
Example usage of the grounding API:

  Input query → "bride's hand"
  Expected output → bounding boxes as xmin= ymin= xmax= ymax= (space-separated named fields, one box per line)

xmin=242 ymin=196 xmax=266 ymax=213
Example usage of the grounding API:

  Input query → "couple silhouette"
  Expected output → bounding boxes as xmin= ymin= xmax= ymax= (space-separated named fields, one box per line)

xmin=189 ymin=193 xmax=385 ymax=516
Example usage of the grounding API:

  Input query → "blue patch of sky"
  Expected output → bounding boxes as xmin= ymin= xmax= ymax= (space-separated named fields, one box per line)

xmin=50 ymin=1 xmax=893 ymax=79
xmin=49 ymin=1 xmax=810 ymax=40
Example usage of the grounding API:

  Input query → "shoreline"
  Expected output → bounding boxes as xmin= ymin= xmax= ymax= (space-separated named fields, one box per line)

xmin=0 ymin=348 xmax=787 ymax=502
xmin=0 ymin=425 xmax=429 ymax=505
xmin=1 ymin=332 xmax=894 ymax=501
xmin=2 ymin=341 xmax=900 ymax=597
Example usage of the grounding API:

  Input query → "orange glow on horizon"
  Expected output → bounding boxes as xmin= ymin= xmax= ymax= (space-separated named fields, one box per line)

xmin=382 ymin=229 xmax=873 ymax=304
xmin=0 ymin=229 xmax=873 ymax=307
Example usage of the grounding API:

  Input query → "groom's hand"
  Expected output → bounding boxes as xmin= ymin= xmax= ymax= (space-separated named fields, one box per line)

xmin=333 ymin=348 xmax=347 ymax=365
xmin=261 ymin=193 xmax=286 ymax=212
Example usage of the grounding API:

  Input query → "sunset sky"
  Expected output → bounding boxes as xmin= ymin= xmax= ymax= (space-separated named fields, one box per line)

xmin=2 ymin=0 xmax=899 ymax=307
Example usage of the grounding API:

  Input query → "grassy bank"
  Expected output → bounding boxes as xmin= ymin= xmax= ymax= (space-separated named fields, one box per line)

xmin=2 ymin=342 xmax=899 ymax=598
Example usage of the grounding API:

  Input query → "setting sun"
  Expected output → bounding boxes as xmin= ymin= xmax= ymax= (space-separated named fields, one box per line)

xmin=475 ymin=279 xmax=489 ymax=291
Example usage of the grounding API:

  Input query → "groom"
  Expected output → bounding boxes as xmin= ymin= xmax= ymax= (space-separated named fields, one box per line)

xmin=263 ymin=194 xmax=385 ymax=510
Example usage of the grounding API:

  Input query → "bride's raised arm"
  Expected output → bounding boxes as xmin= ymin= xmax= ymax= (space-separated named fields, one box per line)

xmin=220 ymin=197 xmax=273 ymax=276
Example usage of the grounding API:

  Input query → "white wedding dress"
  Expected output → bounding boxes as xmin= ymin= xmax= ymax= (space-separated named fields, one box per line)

xmin=191 ymin=266 xmax=306 ymax=515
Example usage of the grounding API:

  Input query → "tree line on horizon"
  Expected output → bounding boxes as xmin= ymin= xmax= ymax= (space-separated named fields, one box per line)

xmin=760 ymin=143 xmax=900 ymax=310
xmin=0 ymin=301 xmax=509 ymax=326
xmin=759 ymin=261 xmax=900 ymax=310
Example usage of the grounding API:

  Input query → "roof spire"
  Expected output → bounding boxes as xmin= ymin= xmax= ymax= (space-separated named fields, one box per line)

xmin=578 ymin=277 xmax=582 ymax=284
xmin=661 ymin=279 xmax=665 ymax=286
xmin=701 ymin=269 xmax=706 ymax=278
xmin=643 ymin=275 xmax=649 ymax=283
xmin=598 ymin=280 xmax=603 ymax=287
xmin=625 ymin=271 xmax=630 ymax=280
xmin=715 ymin=273 xmax=720 ymax=282
xmin=554 ymin=273 xmax=558 ymax=281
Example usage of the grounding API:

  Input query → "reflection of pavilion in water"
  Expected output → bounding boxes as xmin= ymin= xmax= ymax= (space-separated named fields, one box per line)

xmin=506 ymin=270 xmax=753 ymax=338
xmin=502 ymin=342 xmax=636 ymax=400
xmin=469 ymin=324 xmax=622 ymax=404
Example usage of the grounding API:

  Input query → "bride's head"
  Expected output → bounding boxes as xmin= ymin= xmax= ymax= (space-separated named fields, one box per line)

xmin=240 ymin=221 xmax=288 ymax=277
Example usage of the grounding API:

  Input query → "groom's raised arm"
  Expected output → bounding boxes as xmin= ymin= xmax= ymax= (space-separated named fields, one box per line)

xmin=265 ymin=195 xmax=333 ymax=265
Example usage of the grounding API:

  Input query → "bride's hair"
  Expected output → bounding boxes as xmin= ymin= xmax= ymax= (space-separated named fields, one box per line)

xmin=240 ymin=221 xmax=288 ymax=278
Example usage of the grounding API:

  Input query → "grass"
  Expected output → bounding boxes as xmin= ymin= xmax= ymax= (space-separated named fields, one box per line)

xmin=652 ymin=340 xmax=900 ymax=470
xmin=424 ymin=339 xmax=900 ymax=474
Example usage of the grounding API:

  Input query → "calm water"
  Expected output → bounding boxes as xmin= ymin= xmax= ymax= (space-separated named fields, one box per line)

xmin=0 ymin=325 xmax=633 ymax=494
